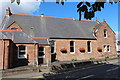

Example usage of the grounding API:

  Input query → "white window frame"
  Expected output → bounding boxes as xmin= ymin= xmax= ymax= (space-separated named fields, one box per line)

xmin=18 ymin=46 xmax=27 ymax=59
xmin=104 ymin=45 xmax=107 ymax=52
xmin=51 ymin=41 xmax=56 ymax=54
xmin=87 ymin=41 xmax=92 ymax=53
xmin=107 ymin=45 xmax=110 ymax=52
xmin=70 ymin=41 xmax=75 ymax=54
xmin=38 ymin=47 xmax=45 ymax=58
xmin=104 ymin=29 xmax=107 ymax=38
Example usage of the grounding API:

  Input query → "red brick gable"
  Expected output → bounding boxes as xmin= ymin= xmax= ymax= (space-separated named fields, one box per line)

xmin=7 ymin=21 xmax=23 ymax=31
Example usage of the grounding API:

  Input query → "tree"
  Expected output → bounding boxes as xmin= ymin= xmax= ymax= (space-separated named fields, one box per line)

xmin=11 ymin=0 xmax=118 ymax=20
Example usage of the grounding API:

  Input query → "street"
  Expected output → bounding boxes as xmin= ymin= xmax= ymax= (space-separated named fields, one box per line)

xmin=44 ymin=59 xmax=120 ymax=80
xmin=2 ymin=59 xmax=120 ymax=80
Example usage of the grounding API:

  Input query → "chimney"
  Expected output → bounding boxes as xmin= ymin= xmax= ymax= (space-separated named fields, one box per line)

xmin=96 ymin=17 xmax=100 ymax=24
xmin=6 ymin=7 xmax=12 ymax=16
xmin=40 ymin=13 xmax=44 ymax=17
xmin=103 ymin=19 xmax=106 ymax=22
xmin=72 ymin=18 xmax=75 ymax=20
xmin=96 ymin=17 xmax=98 ymax=22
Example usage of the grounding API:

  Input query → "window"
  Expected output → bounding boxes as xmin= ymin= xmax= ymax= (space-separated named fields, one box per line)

xmin=107 ymin=45 xmax=110 ymax=52
xmin=18 ymin=45 xmax=26 ymax=59
xmin=104 ymin=29 xmax=107 ymax=38
xmin=104 ymin=45 xmax=107 ymax=52
xmin=87 ymin=41 xmax=91 ymax=53
xmin=70 ymin=41 xmax=75 ymax=53
xmin=50 ymin=40 xmax=56 ymax=54
xmin=11 ymin=28 xmax=18 ymax=30
xmin=38 ymin=47 xmax=44 ymax=58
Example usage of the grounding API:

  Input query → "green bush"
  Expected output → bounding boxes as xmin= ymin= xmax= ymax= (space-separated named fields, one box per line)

xmin=55 ymin=59 xmax=59 ymax=61
xmin=71 ymin=59 xmax=77 ymax=61
xmin=90 ymin=58 xmax=95 ymax=60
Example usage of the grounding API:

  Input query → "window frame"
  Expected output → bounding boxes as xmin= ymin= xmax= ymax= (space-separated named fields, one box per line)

xmin=18 ymin=45 xmax=27 ymax=59
xmin=104 ymin=29 xmax=107 ymax=38
xmin=38 ymin=46 xmax=45 ymax=58
xmin=70 ymin=41 xmax=75 ymax=54
xmin=50 ymin=40 xmax=56 ymax=54
xmin=107 ymin=45 xmax=110 ymax=52
xmin=104 ymin=45 xmax=107 ymax=52
xmin=87 ymin=41 xmax=92 ymax=53
xmin=11 ymin=28 xmax=18 ymax=30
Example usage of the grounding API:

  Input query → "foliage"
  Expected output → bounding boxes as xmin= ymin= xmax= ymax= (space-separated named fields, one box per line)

xmin=89 ymin=57 xmax=95 ymax=60
xmin=71 ymin=58 xmax=77 ymax=61
xmin=11 ymin=0 xmax=118 ymax=20
xmin=55 ymin=59 xmax=59 ymax=61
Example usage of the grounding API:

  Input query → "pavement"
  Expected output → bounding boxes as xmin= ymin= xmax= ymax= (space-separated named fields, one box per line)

xmin=2 ymin=71 xmax=50 ymax=79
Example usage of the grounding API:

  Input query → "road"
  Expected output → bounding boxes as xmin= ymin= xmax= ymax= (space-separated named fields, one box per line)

xmin=2 ymin=59 xmax=120 ymax=80
xmin=43 ymin=59 xmax=120 ymax=80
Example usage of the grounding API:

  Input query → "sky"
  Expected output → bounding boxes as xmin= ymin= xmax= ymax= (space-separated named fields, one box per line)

xmin=0 ymin=0 xmax=119 ymax=39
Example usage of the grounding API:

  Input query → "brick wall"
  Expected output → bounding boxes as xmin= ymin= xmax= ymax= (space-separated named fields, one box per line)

xmin=95 ymin=22 xmax=117 ymax=57
xmin=49 ymin=39 xmax=99 ymax=61
xmin=16 ymin=44 xmax=51 ymax=66
xmin=16 ymin=44 xmax=38 ymax=66
xmin=48 ymin=22 xmax=117 ymax=61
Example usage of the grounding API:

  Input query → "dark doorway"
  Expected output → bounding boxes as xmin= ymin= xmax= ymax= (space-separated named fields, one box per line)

xmin=51 ymin=54 xmax=56 ymax=62
xmin=38 ymin=58 xmax=44 ymax=65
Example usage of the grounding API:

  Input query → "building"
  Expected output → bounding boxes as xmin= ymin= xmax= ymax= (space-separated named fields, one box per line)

xmin=0 ymin=8 xmax=117 ymax=69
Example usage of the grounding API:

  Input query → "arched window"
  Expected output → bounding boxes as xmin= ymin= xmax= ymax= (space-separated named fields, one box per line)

xmin=104 ymin=29 xmax=107 ymax=38
xmin=70 ymin=41 xmax=75 ymax=53
xmin=107 ymin=45 xmax=110 ymax=52
xmin=18 ymin=45 xmax=26 ymax=59
xmin=87 ymin=41 xmax=91 ymax=53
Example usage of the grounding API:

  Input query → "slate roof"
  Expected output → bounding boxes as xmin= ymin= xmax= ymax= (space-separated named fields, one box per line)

xmin=34 ymin=39 xmax=49 ymax=45
xmin=0 ymin=31 xmax=37 ymax=43
xmin=95 ymin=23 xmax=102 ymax=29
xmin=0 ymin=31 xmax=8 ymax=39
xmin=3 ymin=14 xmax=98 ymax=39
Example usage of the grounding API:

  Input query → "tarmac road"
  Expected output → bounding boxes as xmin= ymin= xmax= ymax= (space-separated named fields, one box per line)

xmin=44 ymin=59 xmax=120 ymax=80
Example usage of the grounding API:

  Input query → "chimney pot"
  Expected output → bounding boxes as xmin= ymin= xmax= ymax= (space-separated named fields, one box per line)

xmin=6 ymin=7 xmax=12 ymax=16
xmin=40 ymin=13 xmax=44 ymax=17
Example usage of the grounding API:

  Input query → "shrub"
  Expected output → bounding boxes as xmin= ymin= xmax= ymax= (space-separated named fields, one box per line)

xmin=71 ymin=59 xmax=77 ymax=61
xmin=90 ymin=58 xmax=95 ymax=60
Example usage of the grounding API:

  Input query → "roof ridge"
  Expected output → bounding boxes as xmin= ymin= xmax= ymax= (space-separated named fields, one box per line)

xmin=12 ymin=13 xmax=98 ymax=22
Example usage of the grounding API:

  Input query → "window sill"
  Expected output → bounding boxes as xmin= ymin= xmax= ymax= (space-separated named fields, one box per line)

xmin=51 ymin=53 xmax=56 ymax=54
xmin=38 ymin=56 xmax=45 ymax=58
xmin=18 ymin=57 xmax=27 ymax=59
xmin=104 ymin=37 xmax=107 ymax=38
xmin=70 ymin=52 xmax=75 ymax=54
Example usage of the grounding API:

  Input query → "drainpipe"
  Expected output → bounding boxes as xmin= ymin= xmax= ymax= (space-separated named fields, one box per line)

xmin=2 ymin=34 xmax=5 ymax=70
xmin=34 ymin=43 xmax=38 ymax=67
